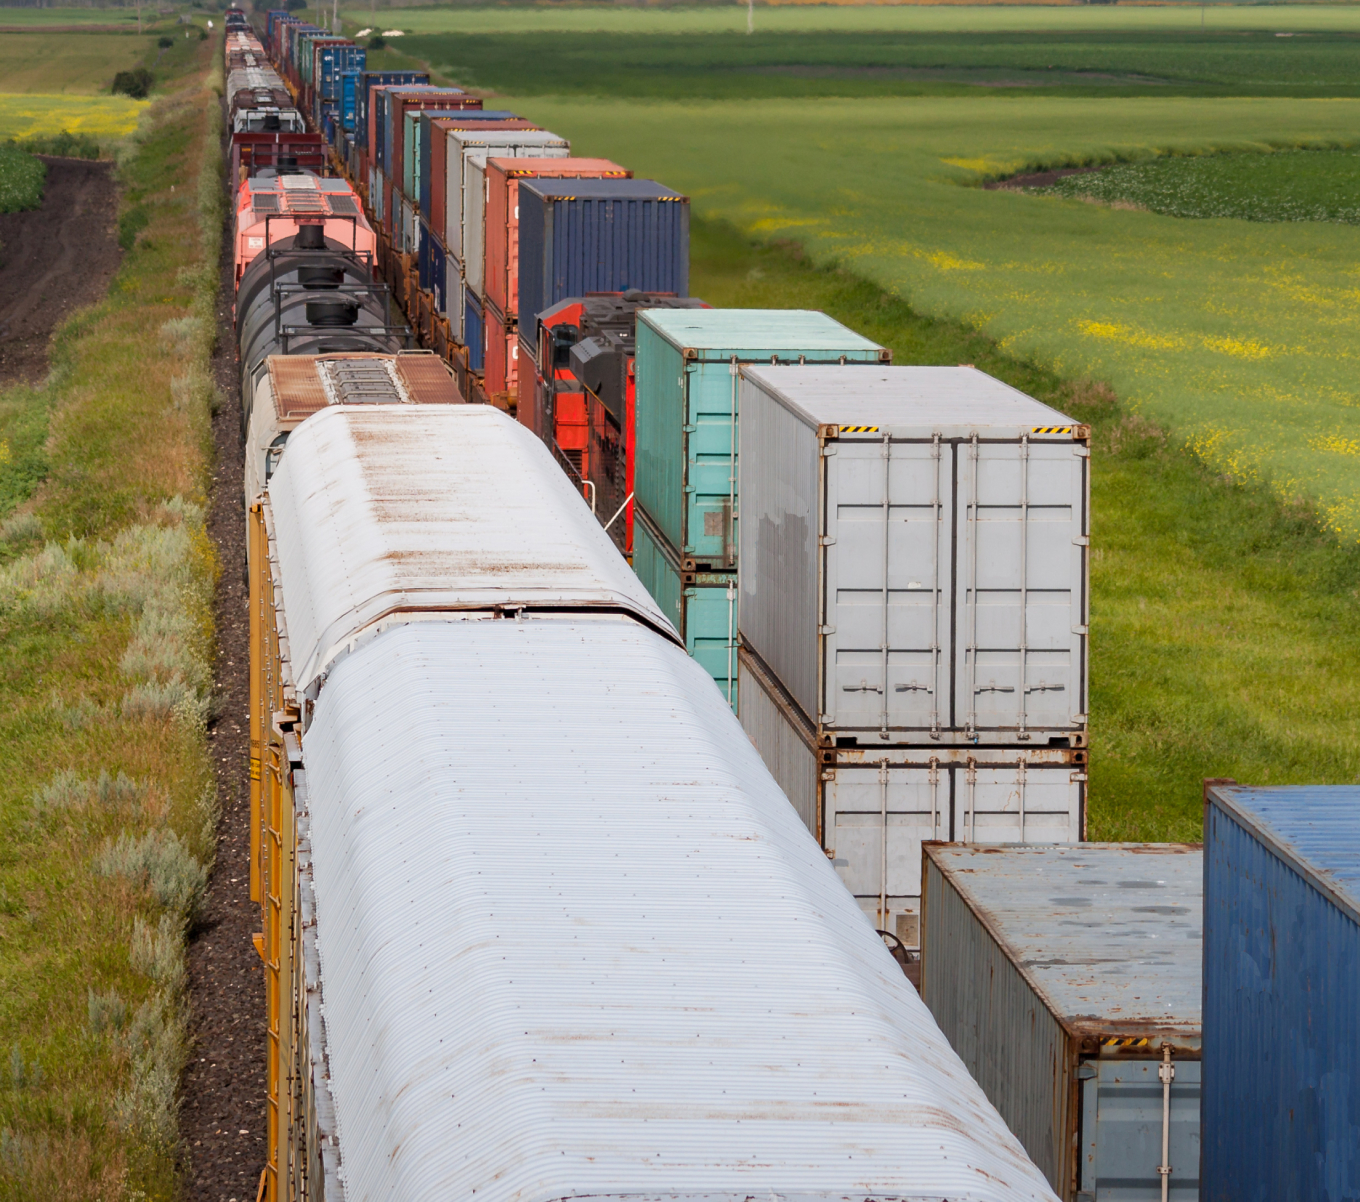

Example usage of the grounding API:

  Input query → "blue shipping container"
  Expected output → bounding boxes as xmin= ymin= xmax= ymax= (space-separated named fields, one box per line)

xmin=1203 ymin=783 xmax=1360 ymax=1201
xmin=633 ymin=507 xmax=737 ymax=708
xmin=465 ymin=288 xmax=485 ymax=373
xmin=356 ymin=71 xmax=427 ymax=150
xmin=319 ymin=44 xmax=365 ymax=104
xmin=516 ymin=179 xmax=689 ymax=341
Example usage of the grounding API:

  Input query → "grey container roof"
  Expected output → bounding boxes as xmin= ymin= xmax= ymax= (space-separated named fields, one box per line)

xmin=1206 ymin=784 xmax=1360 ymax=925
xmin=743 ymin=365 xmax=1076 ymax=436
xmin=928 ymin=844 xmax=1202 ymax=1040
xmin=641 ymin=308 xmax=885 ymax=355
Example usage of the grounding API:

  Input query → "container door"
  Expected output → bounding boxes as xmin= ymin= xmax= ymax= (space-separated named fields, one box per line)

xmin=952 ymin=761 xmax=1083 ymax=845
xmin=683 ymin=360 xmax=739 ymax=568
xmin=956 ymin=436 xmax=1087 ymax=739
xmin=823 ymin=436 xmax=954 ymax=736
xmin=683 ymin=575 xmax=738 ymax=711
xmin=826 ymin=762 xmax=947 ymax=946
xmin=1080 ymin=1059 xmax=1201 ymax=1201
xmin=633 ymin=517 xmax=682 ymax=632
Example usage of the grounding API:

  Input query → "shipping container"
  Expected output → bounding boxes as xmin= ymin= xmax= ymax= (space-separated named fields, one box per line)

xmin=921 ymin=843 xmax=1202 ymax=1201
xmin=382 ymin=87 xmax=476 ymax=188
xmin=742 ymin=643 xmax=1084 ymax=930
xmin=465 ymin=287 xmax=485 ymax=373
xmin=407 ymin=108 xmax=520 ymax=213
xmin=517 ymin=179 xmax=689 ymax=339
xmin=739 ymin=366 xmax=1089 ymax=748
xmin=443 ymin=127 xmax=564 ymax=265
xmin=418 ymin=110 xmax=519 ymax=230
xmin=634 ymin=506 xmax=737 ymax=705
xmin=483 ymin=157 xmax=631 ymax=322
xmin=634 ymin=310 xmax=887 ymax=576
xmin=356 ymin=70 xmax=427 ymax=151
xmin=483 ymin=301 xmax=518 ymax=409
xmin=1202 ymin=782 xmax=1360 ymax=1201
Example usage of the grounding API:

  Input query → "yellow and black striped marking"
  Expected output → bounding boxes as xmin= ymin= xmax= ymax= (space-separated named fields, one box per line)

xmin=1101 ymin=1036 xmax=1150 ymax=1050
xmin=839 ymin=425 xmax=880 ymax=433
xmin=1031 ymin=426 xmax=1073 ymax=435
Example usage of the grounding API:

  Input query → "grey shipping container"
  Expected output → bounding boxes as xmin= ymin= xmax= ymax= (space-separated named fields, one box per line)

xmin=921 ymin=843 xmax=1202 ymax=1201
xmin=633 ymin=309 xmax=888 ymax=572
xmin=516 ymin=179 xmax=689 ymax=340
xmin=743 ymin=645 xmax=1084 ymax=944
xmin=739 ymin=365 xmax=1089 ymax=747
xmin=1202 ymin=782 xmax=1360 ymax=1201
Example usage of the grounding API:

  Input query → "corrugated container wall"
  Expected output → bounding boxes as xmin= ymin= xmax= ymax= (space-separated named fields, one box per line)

xmin=1202 ymin=783 xmax=1360 ymax=1201
xmin=445 ymin=128 xmax=563 ymax=267
xmin=633 ymin=310 xmax=887 ymax=577
xmin=922 ymin=844 xmax=1203 ymax=1201
xmin=741 ymin=638 xmax=1083 ymax=936
xmin=418 ymin=109 xmax=518 ymax=228
xmin=516 ymin=179 xmax=689 ymax=340
xmin=738 ymin=366 xmax=1089 ymax=748
xmin=482 ymin=157 xmax=631 ymax=321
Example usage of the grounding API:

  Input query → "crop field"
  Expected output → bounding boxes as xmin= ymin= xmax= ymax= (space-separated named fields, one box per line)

xmin=0 ymin=144 xmax=44 ymax=213
xmin=0 ymin=94 xmax=147 ymax=141
xmin=0 ymin=32 xmax=163 ymax=95
xmin=0 ymin=6 xmax=148 ymax=26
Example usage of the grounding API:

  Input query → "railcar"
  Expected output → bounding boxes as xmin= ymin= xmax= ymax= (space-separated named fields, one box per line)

xmin=247 ymin=404 xmax=1061 ymax=1202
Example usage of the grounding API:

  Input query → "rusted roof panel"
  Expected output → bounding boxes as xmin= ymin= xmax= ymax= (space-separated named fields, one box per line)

xmin=267 ymin=406 xmax=676 ymax=693
xmin=393 ymin=351 xmax=462 ymax=404
xmin=268 ymin=355 xmax=328 ymax=421
xmin=927 ymin=843 xmax=1202 ymax=1040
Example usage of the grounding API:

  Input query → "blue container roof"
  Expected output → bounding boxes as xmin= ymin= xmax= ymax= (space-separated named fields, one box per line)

xmin=521 ymin=178 xmax=686 ymax=202
xmin=1209 ymin=784 xmax=1360 ymax=922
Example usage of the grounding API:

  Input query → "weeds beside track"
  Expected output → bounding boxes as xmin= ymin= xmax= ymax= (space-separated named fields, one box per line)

xmin=0 ymin=41 xmax=222 ymax=1202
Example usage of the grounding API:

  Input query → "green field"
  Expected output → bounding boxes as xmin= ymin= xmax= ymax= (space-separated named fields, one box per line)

xmin=0 ymin=5 xmax=148 ymax=26
xmin=0 ymin=144 xmax=44 ymax=213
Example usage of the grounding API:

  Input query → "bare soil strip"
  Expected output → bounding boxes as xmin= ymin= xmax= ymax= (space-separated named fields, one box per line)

xmin=0 ymin=156 xmax=120 ymax=386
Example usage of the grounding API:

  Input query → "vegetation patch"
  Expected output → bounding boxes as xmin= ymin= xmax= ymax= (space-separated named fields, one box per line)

xmin=1032 ymin=148 xmax=1360 ymax=223
xmin=688 ymin=219 xmax=1360 ymax=841
xmin=0 ymin=39 xmax=223 ymax=1202
xmin=0 ymin=144 xmax=44 ymax=213
xmin=0 ymin=95 xmax=147 ymax=146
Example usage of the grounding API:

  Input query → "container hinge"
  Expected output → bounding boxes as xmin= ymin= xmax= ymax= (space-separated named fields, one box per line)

xmin=1072 ymin=624 xmax=1089 ymax=636
xmin=1075 ymin=445 xmax=1091 ymax=458
xmin=1070 ymin=772 xmax=1089 ymax=783
xmin=820 ymin=445 xmax=837 ymax=458
xmin=819 ymin=624 xmax=836 ymax=635
xmin=683 ymin=485 xmax=696 ymax=494
xmin=819 ymin=535 xmax=836 ymax=546
xmin=682 ymin=424 xmax=697 ymax=434
xmin=1077 ymin=1062 xmax=1097 ymax=1080
xmin=1072 ymin=535 xmax=1090 ymax=547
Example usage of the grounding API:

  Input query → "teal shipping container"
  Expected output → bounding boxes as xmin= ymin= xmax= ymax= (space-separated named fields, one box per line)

xmin=634 ymin=310 xmax=888 ymax=570
xmin=633 ymin=507 xmax=738 ymax=709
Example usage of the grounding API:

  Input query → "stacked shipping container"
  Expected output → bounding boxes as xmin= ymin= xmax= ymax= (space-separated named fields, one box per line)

xmin=734 ymin=366 xmax=1090 ymax=940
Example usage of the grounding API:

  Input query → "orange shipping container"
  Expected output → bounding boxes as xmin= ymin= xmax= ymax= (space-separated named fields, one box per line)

xmin=483 ymin=304 xmax=519 ymax=409
xmin=482 ymin=157 xmax=631 ymax=323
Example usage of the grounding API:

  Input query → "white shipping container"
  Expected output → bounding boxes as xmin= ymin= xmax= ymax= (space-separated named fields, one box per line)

xmin=740 ymin=365 xmax=1089 ymax=747
xmin=740 ymin=647 xmax=1085 ymax=947
xmin=443 ymin=129 xmax=568 ymax=265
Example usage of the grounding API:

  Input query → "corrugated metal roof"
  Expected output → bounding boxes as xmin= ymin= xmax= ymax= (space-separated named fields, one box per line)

xmin=641 ymin=308 xmax=884 ymax=354
xmin=268 ymin=406 xmax=675 ymax=694
xmin=743 ymin=366 xmax=1075 ymax=435
xmin=928 ymin=844 xmax=1201 ymax=1038
xmin=1208 ymin=784 xmax=1360 ymax=924
xmin=303 ymin=618 xmax=1061 ymax=1202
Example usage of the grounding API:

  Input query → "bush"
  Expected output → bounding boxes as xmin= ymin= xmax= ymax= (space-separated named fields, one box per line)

xmin=15 ymin=130 xmax=100 ymax=160
xmin=0 ymin=143 xmax=45 ymax=214
xmin=368 ymin=34 xmax=385 ymax=49
xmin=111 ymin=68 xmax=154 ymax=100
xmin=96 ymin=829 xmax=208 ymax=918
xmin=157 ymin=35 xmax=173 ymax=48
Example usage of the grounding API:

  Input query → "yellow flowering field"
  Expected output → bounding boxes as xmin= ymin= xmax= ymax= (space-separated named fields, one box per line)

xmin=0 ymin=93 xmax=147 ymax=141
xmin=512 ymin=94 xmax=1360 ymax=539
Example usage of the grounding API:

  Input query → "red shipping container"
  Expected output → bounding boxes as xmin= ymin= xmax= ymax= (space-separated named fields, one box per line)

xmin=428 ymin=118 xmax=541 ymax=249
xmin=483 ymin=157 xmax=631 ymax=322
xmin=483 ymin=304 xmax=520 ymax=410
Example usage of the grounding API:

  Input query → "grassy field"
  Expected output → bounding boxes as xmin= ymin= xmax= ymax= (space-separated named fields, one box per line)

xmin=0 ymin=94 xmax=147 ymax=141
xmin=0 ymin=6 xmax=150 ymax=26
xmin=0 ymin=41 xmax=222 ymax=1201
xmin=0 ymin=32 xmax=159 ymax=95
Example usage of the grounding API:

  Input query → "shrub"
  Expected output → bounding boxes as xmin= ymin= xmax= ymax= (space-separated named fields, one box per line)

xmin=368 ymin=34 xmax=385 ymax=49
xmin=88 ymin=987 xmax=128 ymax=1035
xmin=111 ymin=68 xmax=154 ymax=100
xmin=157 ymin=35 xmax=173 ymax=49
xmin=96 ymin=829 xmax=208 ymax=918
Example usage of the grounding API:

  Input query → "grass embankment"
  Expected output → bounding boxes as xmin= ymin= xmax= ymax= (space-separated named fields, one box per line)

xmin=689 ymin=220 xmax=1360 ymax=839
xmin=0 ymin=48 xmax=223 ymax=1202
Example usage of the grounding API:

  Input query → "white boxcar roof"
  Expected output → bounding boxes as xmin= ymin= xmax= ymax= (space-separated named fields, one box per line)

xmin=742 ymin=365 xmax=1076 ymax=438
xmin=304 ymin=617 xmax=1060 ymax=1202
xmin=268 ymin=406 xmax=673 ymax=693
xmin=927 ymin=844 xmax=1202 ymax=1038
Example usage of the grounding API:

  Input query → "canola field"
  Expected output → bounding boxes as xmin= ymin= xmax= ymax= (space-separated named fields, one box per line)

xmin=0 ymin=94 xmax=147 ymax=142
xmin=508 ymin=94 xmax=1360 ymax=539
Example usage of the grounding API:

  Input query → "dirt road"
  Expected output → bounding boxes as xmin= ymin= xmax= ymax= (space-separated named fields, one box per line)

xmin=0 ymin=155 xmax=121 ymax=385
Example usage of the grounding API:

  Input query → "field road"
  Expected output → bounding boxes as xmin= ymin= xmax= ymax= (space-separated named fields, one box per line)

xmin=0 ymin=155 xmax=119 ymax=385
